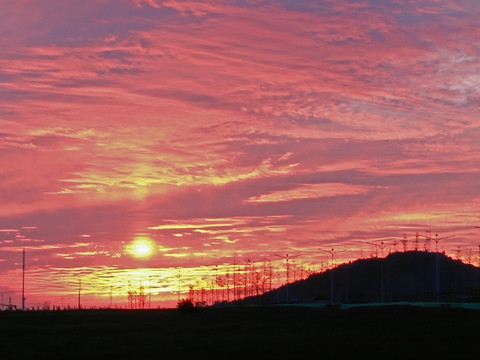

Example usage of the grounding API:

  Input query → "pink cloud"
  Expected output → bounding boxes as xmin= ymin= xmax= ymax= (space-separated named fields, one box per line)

xmin=0 ymin=0 xmax=479 ymax=308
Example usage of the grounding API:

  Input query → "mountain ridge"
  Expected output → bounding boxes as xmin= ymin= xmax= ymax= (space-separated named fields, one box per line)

xmin=230 ymin=251 xmax=480 ymax=306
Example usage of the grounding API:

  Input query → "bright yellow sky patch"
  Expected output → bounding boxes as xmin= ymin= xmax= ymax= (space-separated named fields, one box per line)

xmin=125 ymin=237 xmax=156 ymax=259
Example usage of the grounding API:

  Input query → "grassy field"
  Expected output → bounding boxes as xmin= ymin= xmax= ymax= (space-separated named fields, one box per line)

xmin=1 ymin=304 xmax=479 ymax=359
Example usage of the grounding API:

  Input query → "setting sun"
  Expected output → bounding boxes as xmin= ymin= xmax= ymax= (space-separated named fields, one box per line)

xmin=1 ymin=0 xmax=480 ymax=313
xmin=126 ymin=237 xmax=155 ymax=259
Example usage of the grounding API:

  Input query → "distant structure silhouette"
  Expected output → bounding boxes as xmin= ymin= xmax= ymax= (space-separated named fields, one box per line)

xmin=274 ymin=253 xmax=299 ymax=303
xmin=320 ymin=248 xmax=339 ymax=305
xmin=78 ymin=279 xmax=82 ymax=309
xmin=6 ymin=229 xmax=480 ymax=310
xmin=401 ymin=234 xmax=408 ymax=252
xmin=22 ymin=248 xmax=25 ymax=311
xmin=367 ymin=241 xmax=387 ymax=302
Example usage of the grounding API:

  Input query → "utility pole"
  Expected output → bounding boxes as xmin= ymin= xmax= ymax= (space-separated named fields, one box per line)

xmin=78 ymin=279 xmax=82 ymax=310
xmin=424 ymin=230 xmax=432 ymax=251
xmin=177 ymin=270 xmax=181 ymax=302
xmin=149 ymin=275 xmax=152 ymax=309
xmin=22 ymin=248 xmax=25 ymax=311
xmin=367 ymin=241 xmax=386 ymax=303
xmin=214 ymin=265 xmax=218 ymax=304
xmin=475 ymin=227 xmax=480 ymax=299
xmin=455 ymin=245 xmax=461 ymax=261
xmin=226 ymin=271 xmax=230 ymax=302
xmin=274 ymin=253 xmax=299 ymax=303
xmin=321 ymin=248 xmax=338 ymax=305
xmin=233 ymin=256 xmax=237 ymax=300
xmin=401 ymin=234 xmax=408 ymax=252
xmin=433 ymin=233 xmax=455 ymax=302
xmin=432 ymin=233 xmax=454 ymax=253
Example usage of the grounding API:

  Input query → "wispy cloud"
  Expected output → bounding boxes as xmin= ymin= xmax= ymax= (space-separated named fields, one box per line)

xmin=245 ymin=183 xmax=376 ymax=204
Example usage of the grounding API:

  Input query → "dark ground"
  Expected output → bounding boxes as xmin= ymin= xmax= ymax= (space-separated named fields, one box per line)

xmin=1 ymin=304 xmax=479 ymax=359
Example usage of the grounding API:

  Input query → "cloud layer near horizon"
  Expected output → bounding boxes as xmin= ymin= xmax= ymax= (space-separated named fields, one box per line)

xmin=1 ymin=0 xmax=480 ymax=307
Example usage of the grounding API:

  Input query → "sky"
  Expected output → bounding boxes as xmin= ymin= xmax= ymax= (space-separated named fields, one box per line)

xmin=1 ymin=0 xmax=480 ymax=309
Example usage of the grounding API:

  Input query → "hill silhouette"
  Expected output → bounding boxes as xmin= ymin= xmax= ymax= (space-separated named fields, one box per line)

xmin=231 ymin=251 xmax=480 ymax=305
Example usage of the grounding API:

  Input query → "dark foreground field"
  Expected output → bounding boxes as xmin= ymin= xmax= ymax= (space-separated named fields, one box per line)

xmin=1 ymin=304 xmax=479 ymax=359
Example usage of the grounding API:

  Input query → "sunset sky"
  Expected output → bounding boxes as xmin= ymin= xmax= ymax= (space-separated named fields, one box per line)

xmin=1 ymin=0 xmax=480 ymax=309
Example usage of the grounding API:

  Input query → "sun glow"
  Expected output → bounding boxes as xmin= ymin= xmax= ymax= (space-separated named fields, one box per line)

xmin=126 ymin=237 xmax=155 ymax=259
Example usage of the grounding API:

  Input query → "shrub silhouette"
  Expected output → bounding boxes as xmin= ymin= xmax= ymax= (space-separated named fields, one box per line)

xmin=176 ymin=298 xmax=196 ymax=312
